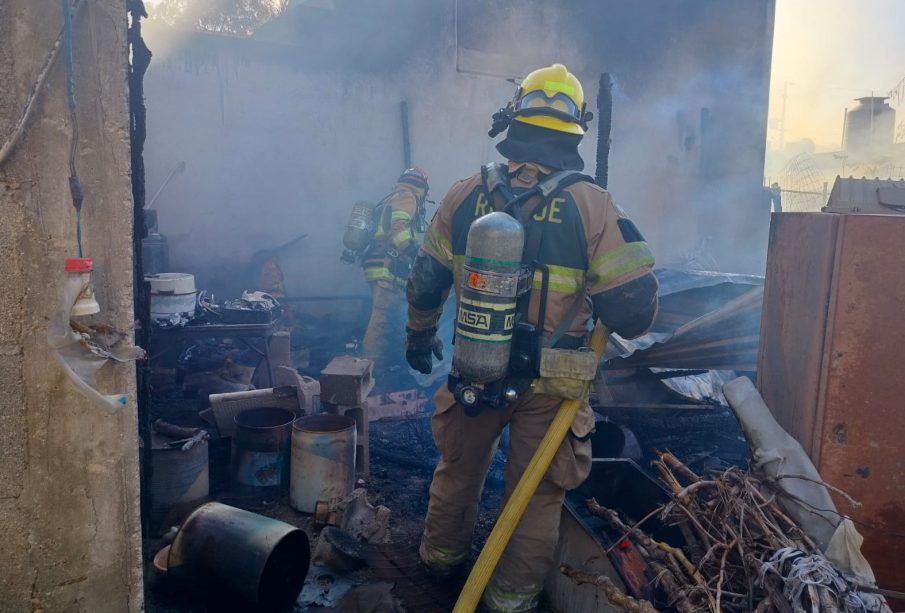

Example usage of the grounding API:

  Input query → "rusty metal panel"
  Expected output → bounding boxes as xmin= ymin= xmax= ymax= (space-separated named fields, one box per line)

xmin=757 ymin=213 xmax=839 ymax=457
xmin=758 ymin=212 xmax=905 ymax=595
xmin=815 ymin=214 xmax=905 ymax=594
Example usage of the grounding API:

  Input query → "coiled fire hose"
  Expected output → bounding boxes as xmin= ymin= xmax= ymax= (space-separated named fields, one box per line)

xmin=453 ymin=322 xmax=610 ymax=612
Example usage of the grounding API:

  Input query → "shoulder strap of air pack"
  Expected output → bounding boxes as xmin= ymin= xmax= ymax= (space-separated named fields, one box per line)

xmin=479 ymin=163 xmax=595 ymax=270
xmin=375 ymin=189 xmax=400 ymax=237
xmin=519 ymin=170 xmax=595 ymax=264
xmin=481 ymin=162 xmax=515 ymax=211
xmin=512 ymin=170 xmax=596 ymax=331
xmin=535 ymin=170 xmax=595 ymax=201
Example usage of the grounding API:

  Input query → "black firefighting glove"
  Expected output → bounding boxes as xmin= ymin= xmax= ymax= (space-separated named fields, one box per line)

xmin=405 ymin=326 xmax=443 ymax=374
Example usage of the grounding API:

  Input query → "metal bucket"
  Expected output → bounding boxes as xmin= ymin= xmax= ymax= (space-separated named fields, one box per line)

xmin=231 ymin=407 xmax=295 ymax=503
xmin=591 ymin=421 xmax=642 ymax=462
xmin=149 ymin=434 xmax=209 ymax=533
xmin=290 ymin=414 xmax=356 ymax=513
xmin=167 ymin=502 xmax=310 ymax=610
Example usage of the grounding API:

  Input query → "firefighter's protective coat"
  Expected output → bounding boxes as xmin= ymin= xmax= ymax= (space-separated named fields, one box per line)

xmin=361 ymin=181 xmax=425 ymax=360
xmin=407 ymin=160 xmax=659 ymax=612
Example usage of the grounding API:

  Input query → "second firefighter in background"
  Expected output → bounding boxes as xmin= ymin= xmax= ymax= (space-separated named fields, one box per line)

xmin=360 ymin=167 xmax=430 ymax=378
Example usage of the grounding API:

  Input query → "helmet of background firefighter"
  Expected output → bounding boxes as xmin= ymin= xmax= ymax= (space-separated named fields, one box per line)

xmin=397 ymin=166 xmax=429 ymax=191
xmin=490 ymin=63 xmax=593 ymax=137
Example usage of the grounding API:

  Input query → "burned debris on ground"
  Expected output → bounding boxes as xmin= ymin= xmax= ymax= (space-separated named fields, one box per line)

xmin=136 ymin=249 xmax=898 ymax=613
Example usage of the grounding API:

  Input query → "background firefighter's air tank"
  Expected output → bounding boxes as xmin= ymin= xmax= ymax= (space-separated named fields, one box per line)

xmin=340 ymin=200 xmax=376 ymax=263
xmin=453 ymin=211 xmax=524 ymax=383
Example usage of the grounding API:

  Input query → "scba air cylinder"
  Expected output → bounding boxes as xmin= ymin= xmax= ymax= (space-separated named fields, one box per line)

xmin=341 ymin=200 xmax=375 ymax=263
xmin=454 ymin=212 xmax=525 ymax=383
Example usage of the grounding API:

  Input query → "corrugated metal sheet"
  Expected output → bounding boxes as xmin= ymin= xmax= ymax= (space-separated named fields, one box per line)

xmin=823 ymin=176 xmax=905 ymax=214
xmin=608 ymin=286 xmax=763 ymax=372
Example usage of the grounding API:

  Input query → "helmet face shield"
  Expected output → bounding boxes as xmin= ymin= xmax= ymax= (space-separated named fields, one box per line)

xmin=489 ymin=64 xmax=590 ymax=136
xmin=516 ymin=90 xmax=581 ymax=122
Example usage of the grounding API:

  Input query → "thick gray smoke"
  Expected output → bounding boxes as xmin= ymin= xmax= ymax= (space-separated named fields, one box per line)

xmin=141 ymin=0 xmax=774 ymax=303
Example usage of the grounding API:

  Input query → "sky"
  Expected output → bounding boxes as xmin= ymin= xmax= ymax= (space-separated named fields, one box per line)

xmin=768 ymin=0 xmax=905 ymax=153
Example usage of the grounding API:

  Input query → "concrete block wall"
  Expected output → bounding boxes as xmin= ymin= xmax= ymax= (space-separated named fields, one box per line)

xmin=0 ymin=1 xmax=143 ymax=610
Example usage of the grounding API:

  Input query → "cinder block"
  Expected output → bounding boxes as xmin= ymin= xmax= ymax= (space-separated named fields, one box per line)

xmin=319 ymin=356 xmax=374 ymax=407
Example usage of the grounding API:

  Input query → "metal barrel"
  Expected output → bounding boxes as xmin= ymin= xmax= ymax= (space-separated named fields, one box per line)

xmin=167 ymin=502 xmax=310 ymax=610
xmin=230 ymin=407 xmax=295 ymax=504
xmin=289 ymin=414 xmax=356 ymax=513
xmin=149 ymin=434 xmax=209 ymax=534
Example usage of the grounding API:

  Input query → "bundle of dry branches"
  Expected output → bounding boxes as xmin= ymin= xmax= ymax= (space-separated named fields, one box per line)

xmin=565 ymin=451 xmax=879 ymax=613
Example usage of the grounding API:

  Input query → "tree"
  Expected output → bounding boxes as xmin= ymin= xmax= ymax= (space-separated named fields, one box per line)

xmin=149 ymin=0 xmax=291 ymax=36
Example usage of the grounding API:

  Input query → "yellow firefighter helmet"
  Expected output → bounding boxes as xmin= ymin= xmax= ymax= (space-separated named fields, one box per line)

xmin=512 ymin=64 xmax=587 ymax=135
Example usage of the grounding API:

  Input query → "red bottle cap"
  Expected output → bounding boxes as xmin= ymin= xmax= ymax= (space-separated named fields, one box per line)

xmin=65 ymin=258 xmax=94 ymax=273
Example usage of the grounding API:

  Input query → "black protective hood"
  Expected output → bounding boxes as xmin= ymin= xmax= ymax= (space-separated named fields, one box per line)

xmin=496 ymin=120 xmax=585 ymax=171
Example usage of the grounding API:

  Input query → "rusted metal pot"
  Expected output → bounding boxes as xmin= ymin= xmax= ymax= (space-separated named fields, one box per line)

xmin=289 ymin=414 xmax=356 ymax=513
xmin=149 ymin=433 xmax=209 ymax=534
xmin=231 ymin=407 xmax=295 ymax=503
xmin=591 ymin=422 xmax=642 ymax=462
xmin=167 ymin=502 xmax=310 ymax=610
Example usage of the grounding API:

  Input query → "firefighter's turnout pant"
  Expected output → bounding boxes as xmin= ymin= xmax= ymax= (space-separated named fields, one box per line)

xmin=362 ymin=280 xmax=407 ymax=365
xmin=420 ymin=385 xmax=594 ymax=612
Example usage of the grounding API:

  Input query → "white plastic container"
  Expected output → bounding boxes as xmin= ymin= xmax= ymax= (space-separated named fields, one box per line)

xmin=66 ymin=258 xmax=100 ymax=316
xmin=147 ymin=273 xmax=197 ymax=323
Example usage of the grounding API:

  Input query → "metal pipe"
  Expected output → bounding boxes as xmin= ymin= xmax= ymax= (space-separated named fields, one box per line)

xmin=147 ymin=160 xmax=186 ymax=209
xmin=167 ymin=502 xmax=310 ymax=610
xmin=595 ymin=73 xmax=613 ymax=188
xmin=401 ymin=100 xmax=412 ymax=169
xmin=279 ymin=294 xmax=370 ymax=302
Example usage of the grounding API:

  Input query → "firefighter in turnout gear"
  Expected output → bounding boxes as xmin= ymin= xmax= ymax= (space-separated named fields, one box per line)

xmin=405 ymin=64 xmax=659 ymax=612
xmin=361 ymin=167 xmax=430 ymax=375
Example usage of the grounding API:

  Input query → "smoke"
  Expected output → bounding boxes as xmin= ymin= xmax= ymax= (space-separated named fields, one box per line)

xmin=768 ymin=0 xmax=905 ymax=156
xmin=141 ymin=0 xmax=776 ymax=310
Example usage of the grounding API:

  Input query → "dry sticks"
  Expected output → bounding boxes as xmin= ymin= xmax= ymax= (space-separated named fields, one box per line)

xmin=565 ymin=452 xmax=868 ymax=613
xmin=560 ymin=564 xmax=660 ymax=613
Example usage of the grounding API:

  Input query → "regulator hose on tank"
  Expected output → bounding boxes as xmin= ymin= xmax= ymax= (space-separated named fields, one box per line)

xmin=452 ymin=322 xmax=609 ymax=612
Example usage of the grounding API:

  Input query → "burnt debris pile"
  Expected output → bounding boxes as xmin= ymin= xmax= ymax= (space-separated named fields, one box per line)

xmin=572 ymin=454 xmax=878 ymax=612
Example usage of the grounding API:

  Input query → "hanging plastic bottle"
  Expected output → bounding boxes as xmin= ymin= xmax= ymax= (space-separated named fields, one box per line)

xmin=65 ymin=257 xmax=100 ymax=316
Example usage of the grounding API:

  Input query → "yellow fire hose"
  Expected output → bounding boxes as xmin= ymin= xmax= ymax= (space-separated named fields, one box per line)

xmin=452 ymin=323 xmax=610 ymax=612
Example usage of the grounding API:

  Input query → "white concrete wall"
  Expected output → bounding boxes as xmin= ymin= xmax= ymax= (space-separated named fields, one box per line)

xmin=143 ymin=0 xmax=774 ymax=301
